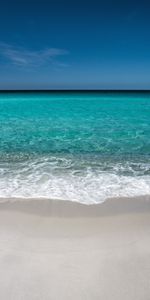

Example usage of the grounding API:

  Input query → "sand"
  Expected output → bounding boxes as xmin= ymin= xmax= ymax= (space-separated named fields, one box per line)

xmin=0 ymin=196 xmax=150 ymax=300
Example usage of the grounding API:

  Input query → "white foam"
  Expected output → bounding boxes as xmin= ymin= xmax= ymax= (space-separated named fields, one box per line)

xmin=0 ymin=156 xmax=150 ymax=204
xmin=0 ymin=157 xmax=150 ymax=204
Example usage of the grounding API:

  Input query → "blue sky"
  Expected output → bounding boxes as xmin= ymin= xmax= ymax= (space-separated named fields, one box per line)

xmin=0 ymin=0 xmax=150 ymax=89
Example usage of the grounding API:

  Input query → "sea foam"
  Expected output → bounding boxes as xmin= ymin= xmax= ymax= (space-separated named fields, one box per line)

xmin=0 ymin=156 xmax=150 ymax=204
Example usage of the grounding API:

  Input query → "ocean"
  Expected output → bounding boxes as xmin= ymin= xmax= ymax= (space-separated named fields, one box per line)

xmin=0 ymin=91 xmax=150 ymax=204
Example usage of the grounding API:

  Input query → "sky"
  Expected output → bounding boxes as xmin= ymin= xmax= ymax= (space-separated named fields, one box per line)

xmin=0 ymin=0 xmax=150 ymax=90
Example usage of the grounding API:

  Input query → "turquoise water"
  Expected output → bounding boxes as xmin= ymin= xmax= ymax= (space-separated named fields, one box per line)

xmin=0 ymin=92 xmax=150 ymax=203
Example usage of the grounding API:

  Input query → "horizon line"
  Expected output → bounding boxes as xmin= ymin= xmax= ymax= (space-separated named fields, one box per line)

xmin=0 ymin=89 xmax=150 ymax=93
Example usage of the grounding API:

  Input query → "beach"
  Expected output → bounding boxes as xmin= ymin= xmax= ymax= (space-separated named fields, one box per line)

xmin=0 ymin=91 xmax=150 ymax=299
xmin=1 ymin=0 xmax=150 ymax=297
xmin=0 ymin=196 xmax=150 ymax=300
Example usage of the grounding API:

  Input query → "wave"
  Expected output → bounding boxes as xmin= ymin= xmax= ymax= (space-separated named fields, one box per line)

xmin=0 ymin=156 xmax=150 ymax=204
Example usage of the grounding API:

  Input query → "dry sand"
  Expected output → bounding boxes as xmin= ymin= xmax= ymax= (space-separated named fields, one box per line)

xmin=0 ymin=196 xmax=150 ymax=300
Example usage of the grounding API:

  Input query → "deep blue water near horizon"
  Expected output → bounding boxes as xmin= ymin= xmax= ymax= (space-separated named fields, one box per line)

xmin=0 ymin=92 xmax=150 ymax=203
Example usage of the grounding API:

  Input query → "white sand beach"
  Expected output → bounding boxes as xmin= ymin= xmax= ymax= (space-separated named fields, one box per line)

xmin=0 ymin=196 xmax=150 ymax=300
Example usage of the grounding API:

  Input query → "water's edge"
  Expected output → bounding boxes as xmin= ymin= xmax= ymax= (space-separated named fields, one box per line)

xmin=0 ymin=195 xmax=150 ymax=218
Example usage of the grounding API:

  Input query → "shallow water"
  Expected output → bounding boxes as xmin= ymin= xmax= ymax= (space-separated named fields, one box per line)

xmin=0 ymin=92 xmax=150 ymax=203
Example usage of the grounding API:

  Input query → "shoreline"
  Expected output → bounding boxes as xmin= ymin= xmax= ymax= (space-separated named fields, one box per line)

xmin=0 ymin=196 xmax=150 ymax=299
xmin=0 ymin=195 xmax=150 ymax=217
